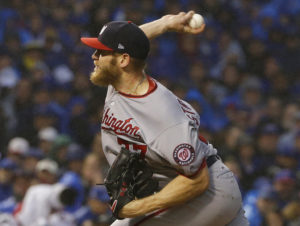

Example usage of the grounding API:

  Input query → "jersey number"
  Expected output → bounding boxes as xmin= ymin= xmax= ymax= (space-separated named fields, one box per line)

xmin=117 ymin=137 xmax=147 ymax=157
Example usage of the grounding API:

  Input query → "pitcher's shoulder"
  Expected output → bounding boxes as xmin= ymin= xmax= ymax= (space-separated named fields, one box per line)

xmin=145 ymin=84 xmax=200 ymax=129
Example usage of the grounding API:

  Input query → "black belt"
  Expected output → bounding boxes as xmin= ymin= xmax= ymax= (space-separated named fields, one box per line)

xmin=206 ymin=155 xmax=221 ymax=168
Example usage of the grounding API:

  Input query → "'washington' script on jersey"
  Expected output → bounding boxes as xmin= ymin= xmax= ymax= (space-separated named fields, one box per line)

xmin=101 ymin=108 xmax=141 ymax=139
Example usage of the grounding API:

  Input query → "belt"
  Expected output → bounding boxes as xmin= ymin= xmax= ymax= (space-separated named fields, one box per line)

xmin=206 ymin=155 xmax=221 ymax=168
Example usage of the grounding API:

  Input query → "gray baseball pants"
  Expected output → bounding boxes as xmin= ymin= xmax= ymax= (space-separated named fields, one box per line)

xmin=112 ymin=160 xmax=249 ymax=226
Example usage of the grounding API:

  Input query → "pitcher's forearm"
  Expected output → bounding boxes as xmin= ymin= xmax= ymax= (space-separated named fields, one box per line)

xmin=119 ymin=166 xmax=210 ymax=218
xmin=139 ymin=18 xmax=169 ymax=40
xmin=140 ymin=11 xmax=205 ymax=40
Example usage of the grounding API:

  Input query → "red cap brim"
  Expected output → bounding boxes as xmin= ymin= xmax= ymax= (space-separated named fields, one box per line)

xmin=80 ymin=37 xmax=113 ymax=51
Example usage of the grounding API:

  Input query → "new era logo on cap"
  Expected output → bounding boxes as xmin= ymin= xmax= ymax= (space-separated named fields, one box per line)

xmin=81 ymin=21 xmax=150 ymax=59
xmin=118 ymin=43 xmax=125 ymax=49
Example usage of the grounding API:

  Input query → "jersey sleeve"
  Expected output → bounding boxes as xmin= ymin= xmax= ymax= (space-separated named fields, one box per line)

xmin=151 ymin=121 xmax=211 ymax=177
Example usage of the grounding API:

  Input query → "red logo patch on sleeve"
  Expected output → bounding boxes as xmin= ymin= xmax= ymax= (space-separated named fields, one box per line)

xmin=173 ymin=144 xmax=195 ymax=166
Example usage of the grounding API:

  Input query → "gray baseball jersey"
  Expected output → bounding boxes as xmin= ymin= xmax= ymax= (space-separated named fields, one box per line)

xmin=101 ymin=76 xmax=216 ymax=185
xmin=101 ymin=76 xmax=249 ymax=226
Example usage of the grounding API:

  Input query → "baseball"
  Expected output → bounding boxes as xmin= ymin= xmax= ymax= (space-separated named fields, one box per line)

xmin=189 ymin=13 xmax=204 ymax=29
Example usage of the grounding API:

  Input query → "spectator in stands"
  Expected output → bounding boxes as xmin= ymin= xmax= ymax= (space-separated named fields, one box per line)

xmin=11 ymin=171 xmax=33 ymax=214
xmin=6 ymin=137 xmax=29 ymax=166
xmin=35 ymin=158 xmax=59 ymax=184
xmin=76 ymin=185 xmax=112 ymax=226
xmin=274 ymin=146 xmax=300 ymax=172
xmin=82 ymin=153 xmax=105 ymax=187
xmin=255 ymin=187 xmax=283 ymax=226
xmin=22 ymin=147 xmax=44 ymax=174
xmin=273 ymin=170 xmax=298 ymax=209
xmin=256 ymin=123 xmax=281 ymax=175
xmin=48 ymin=134 xmax=72 ymax=170
xmin=0 ymin=158 xmax=17 ymax=203
xmin=235 ymin=134 xmax=262 ymax=191
xmin=37 ymin=126 xmax=58 ymax=155
xmin=16 ymin=183 xmax=77 ymax=226
xmin=65 ymin=143 xmax=86 ymax=175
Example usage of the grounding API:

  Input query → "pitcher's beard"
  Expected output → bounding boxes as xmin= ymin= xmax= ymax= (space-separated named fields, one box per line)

xmin=90 ymin=61 xmax=120 ymax=87
xmin=90 ymin=68 xmax=114 ymax=86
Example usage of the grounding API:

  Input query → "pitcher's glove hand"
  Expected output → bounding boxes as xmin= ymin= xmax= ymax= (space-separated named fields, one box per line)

xmin=104 ymin=148 xmax=158 ymax=219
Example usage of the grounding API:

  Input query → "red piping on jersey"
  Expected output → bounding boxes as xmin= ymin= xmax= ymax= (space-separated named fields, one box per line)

xmin=177 ymin=159 xmax=207 ymax=178
xmin=118 ymin=76 xmax=157 ymax=98
xmin=134 ymin=208 xmax=168 ymax=226
xmin=198 ymin=134 xmax=208 ymax=144
xmin=189 ymin=159 xmax=207 ymax=177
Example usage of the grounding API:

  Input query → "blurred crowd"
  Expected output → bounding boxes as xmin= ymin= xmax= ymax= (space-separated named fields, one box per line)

xmin=0 ymin=0 xmax=300 ymax=225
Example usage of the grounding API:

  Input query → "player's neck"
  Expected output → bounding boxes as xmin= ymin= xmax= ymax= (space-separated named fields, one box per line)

xmin=115 ymin=71 xmax=149 ymax=95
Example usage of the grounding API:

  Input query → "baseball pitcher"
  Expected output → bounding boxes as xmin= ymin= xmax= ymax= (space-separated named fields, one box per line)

xmin=81 ymin=11 xmax=249 ymax=226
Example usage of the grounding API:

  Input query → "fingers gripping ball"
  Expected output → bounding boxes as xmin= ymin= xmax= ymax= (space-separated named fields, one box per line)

xmin=189 ymin=13 xmax=204 ymax=29
xmin=104 ymin=148 xmax=158 ymax=219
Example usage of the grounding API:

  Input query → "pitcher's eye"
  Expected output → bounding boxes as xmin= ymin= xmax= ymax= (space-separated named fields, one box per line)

xmin=100 ymin=50 xmax=114 ymax=56
xmin=94 ymin=49 xmax=101 ymax=57
xmin=93 ymin=49 xmax=114 ymax=58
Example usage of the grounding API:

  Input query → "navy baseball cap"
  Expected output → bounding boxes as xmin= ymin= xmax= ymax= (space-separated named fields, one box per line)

xmin=81 ymin=21 xmax=150 ymax=60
